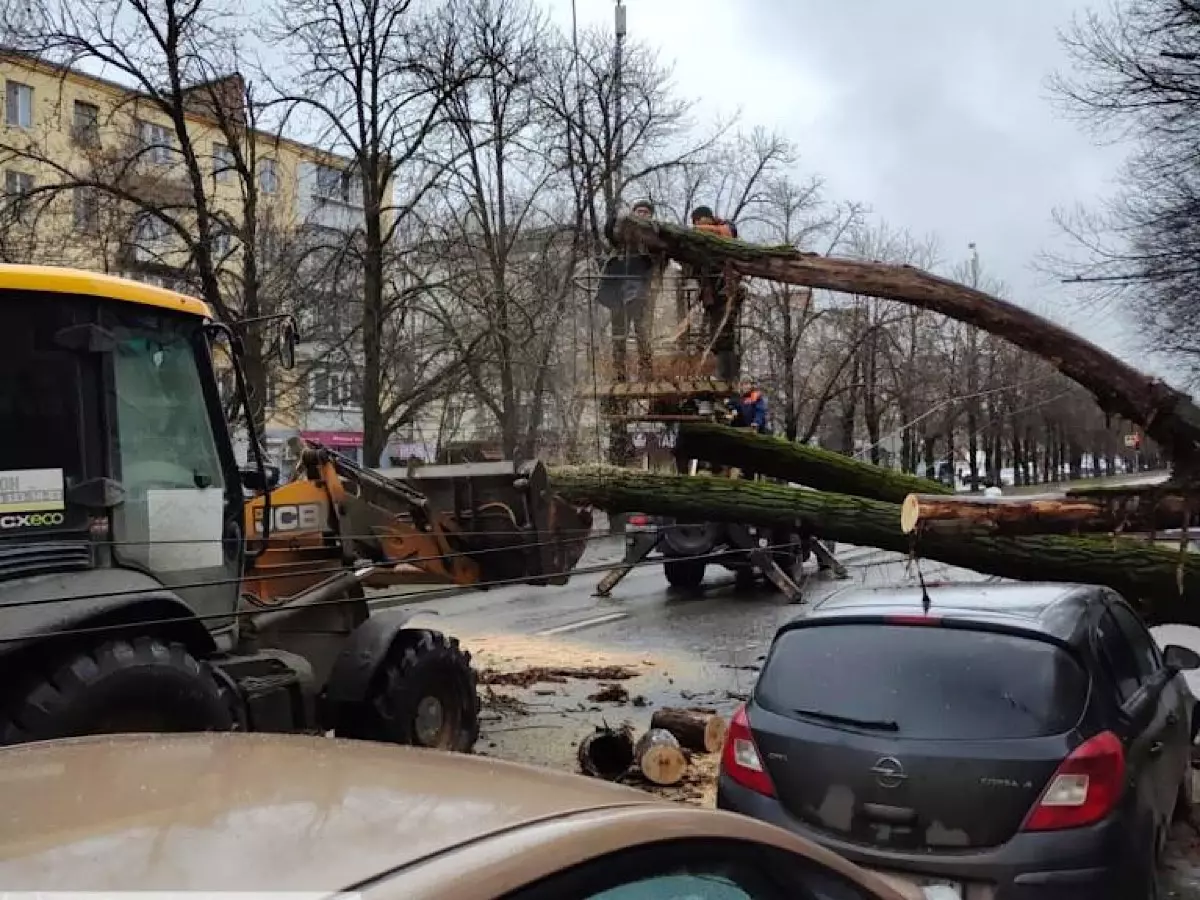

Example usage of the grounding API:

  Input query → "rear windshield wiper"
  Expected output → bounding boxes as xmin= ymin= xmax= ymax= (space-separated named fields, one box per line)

xmin=792 ymin=707 xmax=900 ymax=732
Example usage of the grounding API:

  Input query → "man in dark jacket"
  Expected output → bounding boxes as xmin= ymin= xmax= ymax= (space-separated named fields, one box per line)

xmin=600 ymin=199 xmax=660 ymax=379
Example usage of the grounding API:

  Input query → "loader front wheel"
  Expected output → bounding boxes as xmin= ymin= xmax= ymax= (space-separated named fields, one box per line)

xmin=0 ymin=637 xmax=232 ymax=746
xmin=341 ymin=629 xmax=480 ymax=753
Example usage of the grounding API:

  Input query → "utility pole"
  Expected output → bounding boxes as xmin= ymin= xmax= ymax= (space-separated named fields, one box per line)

xmin=612 ymin=0 xmax=626 ymax=211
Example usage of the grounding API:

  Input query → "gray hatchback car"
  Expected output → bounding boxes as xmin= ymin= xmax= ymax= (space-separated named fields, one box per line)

xmin=716 ymin=582 xmax=1200 ymax=899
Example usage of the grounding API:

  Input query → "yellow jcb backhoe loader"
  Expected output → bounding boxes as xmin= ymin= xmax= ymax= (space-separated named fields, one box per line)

xmin=0 ymin=264 xmax=590 ymax=751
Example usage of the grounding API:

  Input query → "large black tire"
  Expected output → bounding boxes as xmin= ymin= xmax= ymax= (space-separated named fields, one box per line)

xmin=663 ymin=556 xmax=706 ymax=590
xmin=661 ymin=520 xmax=721 ymax=557
xmin=338 ymin=629 xmax=480 ymax=753
xmin=0 ymin=637 xmax=232 ymax=745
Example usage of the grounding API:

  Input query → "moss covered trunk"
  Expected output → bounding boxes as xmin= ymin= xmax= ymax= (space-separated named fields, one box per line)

xmin=550 ymin=467 xmax=1200 ymax=625
xmin=675 ymin=423 xmax=952 ymax=504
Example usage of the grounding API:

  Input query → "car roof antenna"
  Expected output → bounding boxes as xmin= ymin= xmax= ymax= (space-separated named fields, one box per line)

xmin=907 ymin=531 xmax=933 ymax=615
xmin=915 ymin=553 xmax=933 ymax=615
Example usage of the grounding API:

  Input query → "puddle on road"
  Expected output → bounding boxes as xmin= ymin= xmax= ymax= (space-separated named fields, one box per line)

xmin=465 ymin=630 xmax=744 ymax=807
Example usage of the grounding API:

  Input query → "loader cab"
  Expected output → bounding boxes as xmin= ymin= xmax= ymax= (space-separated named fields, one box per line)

xmin=0 ymin=266 xmax=246 ymax=626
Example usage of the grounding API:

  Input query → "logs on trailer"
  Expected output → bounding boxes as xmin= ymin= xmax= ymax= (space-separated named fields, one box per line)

xmin=577 ymin=724 xmax=635 ymax=780
xmin=549 ymin=466 xmax=1200 ymax=625
xmin=634 ymin=728 xmax=688 ymax=786
xmin=650 ymin=707 xmax=728 ymax=754
xmin=900 ymin=490 xmax=1196 ymax=537
xmin=676 ymin=423 xmax=951 ymax=504
xmin=610 ymin=215 xmax=1200 ymax=470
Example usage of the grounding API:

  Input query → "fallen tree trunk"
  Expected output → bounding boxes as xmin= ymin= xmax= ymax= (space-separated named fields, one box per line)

xmin=634 ymin=728 xmax=688 ymax=785
xmin=611 ymin=215 xmax=1200 ymax=470
xmin=676 ymin=423 xmax=951 ymax=504
xmin=550 ymin=466 xmax=1200 ymax=625
xmin=650 ymin=707 xmax=727 ymax=754
xmin=901 ymin=491 xmax=1197 ymax=537
xmin=578 ymin=724 xmax=635 ymax=780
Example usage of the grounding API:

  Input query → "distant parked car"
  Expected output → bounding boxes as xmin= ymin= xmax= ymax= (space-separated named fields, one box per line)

xmin=716 ymin=582 xmax=1200 ymax=899
xmin=0 ymin=730 xmax=944 ymax=900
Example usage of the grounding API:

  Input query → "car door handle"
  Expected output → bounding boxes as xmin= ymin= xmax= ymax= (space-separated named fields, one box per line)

xmin=1150 ymin=741 xmax=1165 ymax=756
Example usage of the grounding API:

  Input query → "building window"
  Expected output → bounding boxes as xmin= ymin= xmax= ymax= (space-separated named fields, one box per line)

xmin=314 ymin=163 xmax=351 ymax=203
xmin=73 ymin=187 xmax=99 ymax=232
xmin=309 ymin=367 xmax=361 ymax=409
xmin=137 ymin=119 xmax=174 ymax=164
xmin=3 ymin=169 xmax=34 ymax=223
xmin=72 ymin=100 xmax=99 ymax=146
xmin=259 ymin=158 xmax=278 ymax=195
xmin=132 ymin=213 xmax=170 ymax=248
xmin=4 ymin=169 xmax=32 ymax=196
xmin=212 ymin=227 xmax=232 ymax=257
xmin=213 ymin=142 xmax=234 ymax=182
xmin=4 ymin=81 xmax=32 ymax=129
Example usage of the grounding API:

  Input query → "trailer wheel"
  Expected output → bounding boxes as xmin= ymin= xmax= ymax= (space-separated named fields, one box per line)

xmin=664 ymin=557 xmax=707 ymax=590
xmin=342 ymin=629 xmax=480 ymax=753
xmin=0 ymin=637 xmax=232 ymax=746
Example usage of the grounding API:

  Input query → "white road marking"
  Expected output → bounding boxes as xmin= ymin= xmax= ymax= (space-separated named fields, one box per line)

xmin=535 ymin=611 xmax=629 ymax=636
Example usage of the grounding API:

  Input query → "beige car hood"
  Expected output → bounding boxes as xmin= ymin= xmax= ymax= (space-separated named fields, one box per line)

xmin=0 ymin=732 xmax=655 ymax=891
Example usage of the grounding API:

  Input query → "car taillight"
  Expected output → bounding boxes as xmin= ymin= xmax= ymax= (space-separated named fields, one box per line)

xmin=628 ymin=514 xmax=649 ymax=526
xmin=720 ymin=703 xmax=775 ymax=797
xmin=1021 ymin=730 xmax=1125 ymax=831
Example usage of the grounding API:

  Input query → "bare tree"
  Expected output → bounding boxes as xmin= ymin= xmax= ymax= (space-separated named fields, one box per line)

xmin=269 ymin=0 xmax=476 ymax=465
xmin=1047 ymin=0 xmax=1200 ymax=382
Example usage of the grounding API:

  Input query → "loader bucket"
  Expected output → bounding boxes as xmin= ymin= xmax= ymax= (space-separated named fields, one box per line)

xmin=373 ymin=460 xmax=591 ymax=586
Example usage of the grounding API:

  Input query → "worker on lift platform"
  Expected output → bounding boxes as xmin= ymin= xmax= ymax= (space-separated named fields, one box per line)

xmin=600 ymin=199 xmax=661 ymax=380
xmin=689 ymin=206 xmax=741 ymax=383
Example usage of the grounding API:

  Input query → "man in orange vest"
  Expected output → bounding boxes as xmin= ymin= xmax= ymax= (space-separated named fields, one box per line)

xmin=690 ymin=205 xmax=736 ymax=238
xmin=689 ymin=206 xmax=740 ymax=382
xmin=730 ymin=381 xmax=768 ymax=434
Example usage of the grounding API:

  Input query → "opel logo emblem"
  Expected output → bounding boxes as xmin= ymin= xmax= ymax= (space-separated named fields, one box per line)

xmin=870 ymin=756 xmax=907 ymax=789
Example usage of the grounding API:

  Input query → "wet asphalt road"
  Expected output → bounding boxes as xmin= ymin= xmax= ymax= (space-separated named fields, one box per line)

xmin=368 ymin=536 xmax=990 ymax=771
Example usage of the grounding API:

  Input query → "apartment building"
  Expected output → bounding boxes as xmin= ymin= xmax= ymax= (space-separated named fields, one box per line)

xmin=0 ymin=51 xmax=374 ymax=467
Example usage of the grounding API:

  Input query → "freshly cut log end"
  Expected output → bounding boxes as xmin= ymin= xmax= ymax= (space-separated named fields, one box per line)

xmin=634 ymin=727 xmax=688 ymax=785
xmin=578 ymin=725 xmax=635 ymax=780
xmin=900 ymin=494 xmax=921 ymax=535
xmin=650 ymin=706 xmax=728 ymax=754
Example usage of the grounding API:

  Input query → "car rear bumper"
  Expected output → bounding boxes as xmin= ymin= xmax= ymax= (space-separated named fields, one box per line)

xmin=716 ymin=776 xmax=1143 ymax=899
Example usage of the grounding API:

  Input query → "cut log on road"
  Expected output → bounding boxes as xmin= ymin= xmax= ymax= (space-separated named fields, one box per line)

xmin=611 ymin=215 xmax=1200 ymax=470
xmin=676 ymin=423 xmax=951 ymax=504
xmin=549 ymin=466 xmax=1200 ymax=625
xmin=578 ymin=724 xmax=635 ymax=780
xmin=634 ymin=728 xmax=688 ymax=785
xmin=901 ymin=491 xmax=1197 ymax=537
xmin=650 ymin=707 xmax=728 ymax=754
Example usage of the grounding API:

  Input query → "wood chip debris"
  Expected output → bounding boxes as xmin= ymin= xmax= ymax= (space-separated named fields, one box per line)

xmin=587 ymin=683 xmax=630 ymax=703
xmin=478 ymin=664 xmax=641 ymax=687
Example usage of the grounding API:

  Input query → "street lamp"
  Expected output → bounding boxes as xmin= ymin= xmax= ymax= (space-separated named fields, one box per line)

xmin=613 ymin=1 xmax=627 ymax=207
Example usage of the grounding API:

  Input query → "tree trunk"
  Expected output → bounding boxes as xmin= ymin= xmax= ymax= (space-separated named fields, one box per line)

xmin=650 ymin=707 xmax=728 ymax=754
xmin=633 ymin=728 xmax=687 ymax=785
xmin=549 ymin=466 xmax=1200 ymax=625
xmin=675 ymin=423 xmax=951 ymax=504
xmin=577 ymin=724 xmax=635 ymax=780
xmin=900 ymin=491 xmax=1195 ymax=537
xmin=609 ymin=215 xmax=1200 ymax=470
xmin=923 ymin=433 xmax=937 ymax=481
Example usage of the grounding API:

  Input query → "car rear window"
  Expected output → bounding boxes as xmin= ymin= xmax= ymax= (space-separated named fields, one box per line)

xmin=756 ymin=623 xmax=1089 ymax=740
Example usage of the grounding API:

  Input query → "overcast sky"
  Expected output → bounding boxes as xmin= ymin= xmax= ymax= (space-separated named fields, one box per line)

xmin=549 ymin=1 xmax=1147 ymax=374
